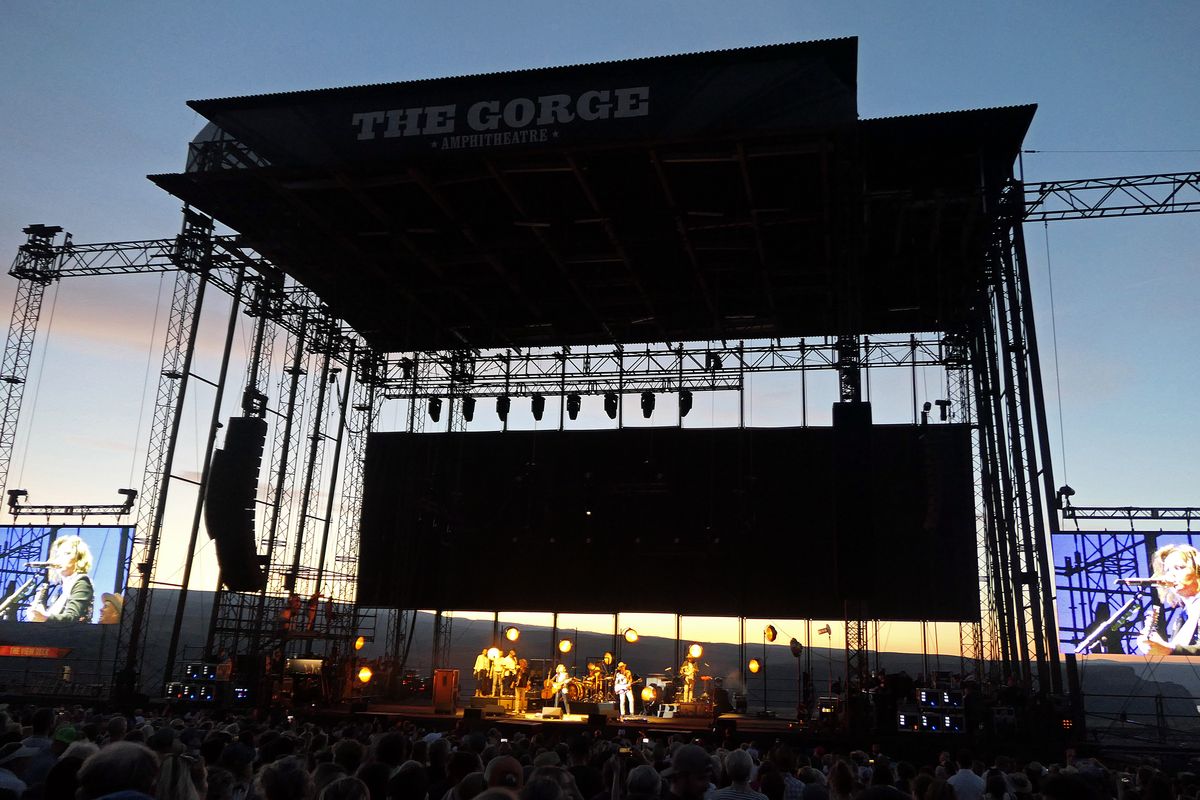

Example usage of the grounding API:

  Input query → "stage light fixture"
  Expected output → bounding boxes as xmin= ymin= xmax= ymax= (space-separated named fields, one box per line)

xmin=748 ymin=658 xmax=761 ymax=674
xmin=354 ymin=636 xmax=365 ymax=651
xmin=428 ymin=396 xmax=442 ymax=422
xmin=688 ymin=643 xmax=703 ymax=659
xmin=487 ymin=646 xmax=501 ymax=660
xmin=603 ymin=392 xmax=619 ymax=419
xmin=623 ymin=628 xmax=639 ymax=643
xmin=640 ymin=685 xmax=657 ymax=703
xmin=497 ymin=395 xmax=511 ymax=421
xmin=789 ymin=637 xmax=804 ymax=658
xmin=764 ymin=624 xmax=778 ymax=643
xmin=566 ymin=393 xmax=581 ymax=420
xmin=558 ymin=638 xmax=573 ymax=653
xmin=603 ymin=651 xmax=614 ymax=665
xmin=921 ymin=401 xmax=931 ymax=426
xmin=358 ymin=666 xmax=373 ymax=684
xmin=504 ymin=626 xmax=520 ymax=642
xmin=679 ymin=390 xmax=693 ymax=418
xmin=531 ymin=394 xmax=546 ymax=421
xmin=640 ymin=391 xmax=655 ymax=419
xmin=706 ymin=352 xmax=723 ymax=370
xmin=462 ymin=396 xmax=476 ymax=422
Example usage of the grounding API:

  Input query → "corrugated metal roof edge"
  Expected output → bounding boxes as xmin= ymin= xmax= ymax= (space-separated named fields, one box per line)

xmin=186 ymin=37 xmax=858 ymax=108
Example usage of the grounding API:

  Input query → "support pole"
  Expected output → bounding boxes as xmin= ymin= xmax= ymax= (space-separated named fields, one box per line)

xmin=163 ymin=266 xmax=246 ymax=690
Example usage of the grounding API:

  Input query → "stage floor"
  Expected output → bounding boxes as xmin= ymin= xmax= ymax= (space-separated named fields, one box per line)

xmin=351 ymin=702 xmax=803 ymax=736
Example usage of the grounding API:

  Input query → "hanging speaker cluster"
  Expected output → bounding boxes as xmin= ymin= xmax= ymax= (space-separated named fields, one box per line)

xmin=204 ymin=416 xmax=268 ymax=591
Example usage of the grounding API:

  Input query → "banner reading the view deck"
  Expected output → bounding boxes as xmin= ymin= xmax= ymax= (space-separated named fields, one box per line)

xmin=189 ymin=39 xmax=857 ymax=166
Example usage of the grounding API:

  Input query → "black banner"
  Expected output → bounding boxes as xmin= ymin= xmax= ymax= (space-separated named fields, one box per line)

xmin=190 ymin=39 xmax=857 ymax=167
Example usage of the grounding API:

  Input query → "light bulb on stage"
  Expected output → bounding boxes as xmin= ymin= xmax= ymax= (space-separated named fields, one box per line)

xmin=764 ymin=625 xmax=778 ymax=643
xmin=504 ymin=626 xmax=520 ymax=642
xmin=354 ymin=636 xmax=365 ymax=651
xmin=748 ymin=659 xmax=761 ymax=674
xmin=688 ymin=643 xmax=703 ymax=659
xmin=640 ymin=686 xmax=658 ymax=703
xmin=358 ymin=666 xmax=373 ymax=684
xmin=623 ymin=628 xmax=639 ymax=643
xmin=487 ymin=646 xmax=500 ymax=660
xmin=558 ymin=638 xmax=573 ymax=653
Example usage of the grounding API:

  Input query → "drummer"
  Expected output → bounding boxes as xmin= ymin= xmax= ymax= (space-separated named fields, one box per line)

xmin=586 ymin=662 xmax=604 ymax=699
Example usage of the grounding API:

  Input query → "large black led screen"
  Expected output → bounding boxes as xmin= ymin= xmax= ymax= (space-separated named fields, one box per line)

xmin=358 ymin=425 xmax=979 ymax=620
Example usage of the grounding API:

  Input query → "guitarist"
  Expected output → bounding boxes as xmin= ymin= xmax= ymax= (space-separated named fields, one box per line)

xmin=551 ymin=663 xmax=573 ymax=715
xmin=1139 ymin=543 xmax=1200 ymax=655
xmin=614 ymin=661 xmax=636 ymax=718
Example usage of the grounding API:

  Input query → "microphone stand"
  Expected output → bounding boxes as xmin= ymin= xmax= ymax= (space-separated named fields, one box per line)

xmin=0 ymin=578 xmax=35 ymax=620
xmin=1076 ymin=597 xmax=1140 ymax=654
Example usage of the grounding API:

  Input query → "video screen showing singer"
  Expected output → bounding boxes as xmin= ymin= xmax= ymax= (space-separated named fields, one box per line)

xmin=26 ymin=535 xmax=95 ymax=623
xmin=1138 ymin=543 xmax=1200 ymax=656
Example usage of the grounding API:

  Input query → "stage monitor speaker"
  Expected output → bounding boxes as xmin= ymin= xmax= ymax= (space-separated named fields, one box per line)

xmin=205 ymin=416 xmax=268 ymax=591
xmin=541 ymin=706 xmax=563 ymax=719
xmin=587 ymin=712 xmax=612 ymax=727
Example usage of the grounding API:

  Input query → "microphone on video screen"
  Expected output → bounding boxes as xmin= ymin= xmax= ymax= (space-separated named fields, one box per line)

xmin=25 ymin=561 xmax=56 ymax=569
xmin=1116 ymin=576 xmax=1173 ymax=587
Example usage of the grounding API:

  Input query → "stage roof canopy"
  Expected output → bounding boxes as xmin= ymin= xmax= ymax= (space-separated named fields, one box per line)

xmin=150 ymin=38 xmax=1035 ymax=353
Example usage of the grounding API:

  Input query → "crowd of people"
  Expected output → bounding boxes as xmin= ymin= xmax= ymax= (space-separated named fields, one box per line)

xmin=0 ymin=703 xmax=1187 ymax=800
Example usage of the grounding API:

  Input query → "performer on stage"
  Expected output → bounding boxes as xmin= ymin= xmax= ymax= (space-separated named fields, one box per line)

xmin=514 ymin=657 xmax=531 ymax=712
xmin=614 ymin=661 xmax=635 ymax=717
xmin=27 ymin=535 xmax=95 ymax=623
xmin=678 ymin=655 xmax=698 ymax=702
xmin=1139 ymin=543 xmax=1200 ymax=655
xmin=552 ymin=663 xmax=572 ymax=715
xmin=498 ymin=649 xmax=518 ymax=695
xmin=473 ymin=648 xmax=492 ymax=696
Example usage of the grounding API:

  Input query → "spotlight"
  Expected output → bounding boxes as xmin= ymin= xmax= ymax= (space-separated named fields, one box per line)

xmin=623 ymin=628 xmax=639 ymax=643
xmin=566 ymin=393 xmax=581 ymax=420
xmin=640 ymin=391 xmax=655 ymax=419
xmin=688 ymin=643 xmax=703 ymax=659
xmin=497 ymin=395 xmax=511 ymax=421
xmin=921 ymin=402 xmax=931 ymax=426
xmin=603 ymin=651 xmax=614 ymax=665
xmin=764 ymin=625 xmax=778 ymax=643
xmin=504 ymin=626 xmax=520 ymax=642
xmin=531 ymin=394 xmax=546 ymax=421
xmin=679 ymin=390 xmax=693 ymax=418
xmin=358 ymin=666 xmax=373 ymax=684
xmin=462 ymin=396 xmax=476 ymax=422
xmin=748 ymin=659 xmax=761 ymax=674
xmin=428 ymin=397 xmax=442 ymax=422
xmin=1057 ymin=485 xmax=1076 ymax=509
xmin=640 ymin=685 xmax=658 ymax=703
xmin=603 ymin=392 xmax=618 ymax=419
xmin=487 ymin=646 xmax=500 ymax=660
xmin=354 ymin=636 xmax=365 ymax=651
xmin=789 ymin=637 xmax=804 ymax=658
xmin=706 ymin=352 xmax=723 ymax=370
xmin=558 ymin=638 xmax=573 ymax=653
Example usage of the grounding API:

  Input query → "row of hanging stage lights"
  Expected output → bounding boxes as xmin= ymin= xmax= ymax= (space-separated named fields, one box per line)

xmin=428 ymin=391 xmax=694 ymax=423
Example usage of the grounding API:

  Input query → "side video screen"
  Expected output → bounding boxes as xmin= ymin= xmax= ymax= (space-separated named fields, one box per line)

xmin=1055 ymin=532 xmax=1200 ymax=656
xmin=0 ymin=525 xmax=130 ymax=625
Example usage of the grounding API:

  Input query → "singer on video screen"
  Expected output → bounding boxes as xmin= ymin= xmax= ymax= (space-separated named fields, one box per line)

xmin=26 ymin=535 xmax=95 ymax=623
xmin=1137 ymin=543 xmax=1200 ymax=656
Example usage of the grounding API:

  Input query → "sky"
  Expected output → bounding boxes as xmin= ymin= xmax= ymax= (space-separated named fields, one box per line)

xmin=0 ymin=2 xmax=1197 ymax=662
